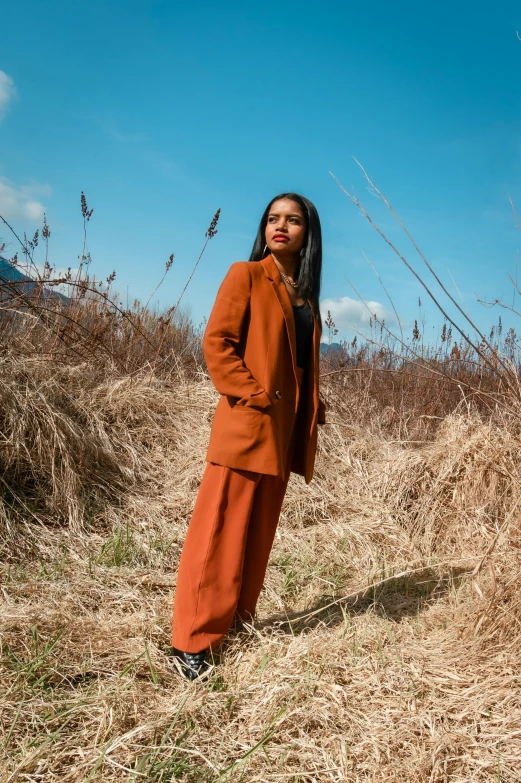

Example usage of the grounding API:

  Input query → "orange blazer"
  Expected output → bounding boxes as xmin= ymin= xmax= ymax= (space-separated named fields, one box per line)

xmin=202 ymin=254 xmax=325 ymax=484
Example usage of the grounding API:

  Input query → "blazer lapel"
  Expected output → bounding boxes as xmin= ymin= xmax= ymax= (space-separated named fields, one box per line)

xmin=260 ymin=255 xmax=299 ymax=381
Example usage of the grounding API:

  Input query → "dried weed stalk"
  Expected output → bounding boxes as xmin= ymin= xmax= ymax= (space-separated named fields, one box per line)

xmin=2 ymin=190 xmax=521 ymax=781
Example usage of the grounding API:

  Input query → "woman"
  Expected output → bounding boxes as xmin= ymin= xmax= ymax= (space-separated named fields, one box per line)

xmin=171 ymin=192 xmax=326 ymax=680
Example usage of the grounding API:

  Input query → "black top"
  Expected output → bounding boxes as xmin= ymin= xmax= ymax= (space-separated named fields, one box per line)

xmin=292 ymin=301 xmax=314 ymax=369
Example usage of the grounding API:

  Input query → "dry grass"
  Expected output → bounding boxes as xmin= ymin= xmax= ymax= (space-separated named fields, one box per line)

xmin=2 ymin=355 xmax=521 ymax=782
xmin=2 ymin=196 xmax=521 ymax=781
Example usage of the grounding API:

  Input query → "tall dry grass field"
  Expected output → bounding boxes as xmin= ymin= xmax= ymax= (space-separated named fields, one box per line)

xmin=2 ymin=197 xmax=521 ymax=781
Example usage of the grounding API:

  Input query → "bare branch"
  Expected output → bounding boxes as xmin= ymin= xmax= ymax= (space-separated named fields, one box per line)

xmin=330 ymin=168 xmax=518 ymax=387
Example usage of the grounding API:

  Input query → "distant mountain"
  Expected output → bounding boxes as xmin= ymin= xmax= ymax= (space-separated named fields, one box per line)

xmin=320 ymin=342 xmax=357 ymax=367
xmin=0 ymin=255 xmax=34 ymax=288
xmin=0 ymin=256 xmax=69 ymax=303
xmin=320 ymin=341 xmax=343 ymax=357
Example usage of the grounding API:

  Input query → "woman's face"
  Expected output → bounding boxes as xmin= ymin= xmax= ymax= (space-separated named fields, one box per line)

xmin=265 ymin=198 xmax=307 ymax=256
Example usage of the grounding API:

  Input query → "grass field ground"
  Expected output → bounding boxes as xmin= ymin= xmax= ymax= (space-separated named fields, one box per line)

xmin=2 ymin=357 xmax=521 ymax=782
xmin=2 ymin=196 xmax=521 ymax=781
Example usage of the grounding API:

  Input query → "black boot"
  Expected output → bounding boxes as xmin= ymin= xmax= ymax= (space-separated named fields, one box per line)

xmin=171 ymin=647 xmax=212 ymax=681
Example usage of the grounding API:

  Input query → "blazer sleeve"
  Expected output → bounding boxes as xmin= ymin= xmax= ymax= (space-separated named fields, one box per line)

xmin=202 ymin=262 xmax=271 ymax=409
xmin=318 ymin=397 xmax=326 ymax=425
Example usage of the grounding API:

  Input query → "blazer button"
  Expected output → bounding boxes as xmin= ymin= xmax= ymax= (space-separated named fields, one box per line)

xmin=275 ymin=390 xmax=282 ymax=399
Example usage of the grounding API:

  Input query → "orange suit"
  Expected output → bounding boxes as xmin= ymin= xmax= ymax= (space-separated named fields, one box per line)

xmin=172 ymin=254 xmax=325 ymax=652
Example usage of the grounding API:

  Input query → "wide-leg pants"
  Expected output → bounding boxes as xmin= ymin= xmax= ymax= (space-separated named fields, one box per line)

xmin=172 ymin=370 xmax=304 ymax=653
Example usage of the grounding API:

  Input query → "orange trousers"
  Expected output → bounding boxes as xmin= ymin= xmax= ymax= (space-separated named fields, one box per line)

xmin=172 ymin=370 xmax=304 ymax=653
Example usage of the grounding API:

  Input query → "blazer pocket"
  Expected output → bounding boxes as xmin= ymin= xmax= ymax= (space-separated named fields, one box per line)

xmin=234 ymin=389 xmax=272 ymax=410
xmin=227 ymin=402 xmax=274 ymax=454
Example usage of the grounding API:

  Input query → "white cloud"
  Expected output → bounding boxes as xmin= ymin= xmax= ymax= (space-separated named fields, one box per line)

xmin=320 ymin=296 xmax=393 ymax=339
xmin=0 ymin=178 xmax=50 ymax=223
xmin=0 ymin=71 xmax=15 ymax=121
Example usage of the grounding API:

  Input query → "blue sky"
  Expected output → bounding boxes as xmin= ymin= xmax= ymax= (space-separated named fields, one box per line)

xmin=2 ymin=0 xmax=521 ymax=343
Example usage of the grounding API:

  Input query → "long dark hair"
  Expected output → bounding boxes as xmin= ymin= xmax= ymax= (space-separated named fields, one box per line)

xmin=249 ymin=192 xmax=322 ymax=332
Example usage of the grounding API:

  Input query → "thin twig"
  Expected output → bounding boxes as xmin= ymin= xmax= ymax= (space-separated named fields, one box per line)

xmin=330 ymin=169 xmax=517 ymax=386
xmin=361 ymin=251 xmax=404 ymax=341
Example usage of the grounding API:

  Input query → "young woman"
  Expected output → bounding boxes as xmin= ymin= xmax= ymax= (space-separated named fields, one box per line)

xmin=171 ymin=193 xmax=326 ymax=680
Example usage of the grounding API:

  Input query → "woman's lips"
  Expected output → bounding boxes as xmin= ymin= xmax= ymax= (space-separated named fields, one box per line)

xmin=272 ymin=235 xmax=289 ymax=242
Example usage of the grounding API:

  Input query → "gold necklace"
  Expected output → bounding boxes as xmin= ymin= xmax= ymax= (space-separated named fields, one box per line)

xmin=278 ymin=268 xmax=298 ymax=288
